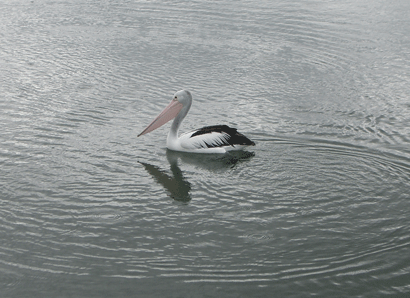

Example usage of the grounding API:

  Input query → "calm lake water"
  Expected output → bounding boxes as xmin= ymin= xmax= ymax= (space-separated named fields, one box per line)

xmin=1 ymin=0 xmax=410 ymax=297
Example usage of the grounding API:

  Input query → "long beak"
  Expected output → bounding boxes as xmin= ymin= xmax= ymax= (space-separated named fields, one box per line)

xmin=138 ymin=99 xmax=183 ymax=137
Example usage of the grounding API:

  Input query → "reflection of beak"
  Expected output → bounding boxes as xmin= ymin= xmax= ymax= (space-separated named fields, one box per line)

xmin=138 ymin=99 xmax=183 ymax=137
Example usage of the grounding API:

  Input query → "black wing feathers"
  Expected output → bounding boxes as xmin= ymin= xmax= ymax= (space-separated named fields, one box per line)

xmin=190 ymin=125 xmax=255 ymax=148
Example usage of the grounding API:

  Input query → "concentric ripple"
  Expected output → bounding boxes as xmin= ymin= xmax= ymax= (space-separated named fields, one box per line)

xmin=1 ymin=0 xmax=410 ymax=297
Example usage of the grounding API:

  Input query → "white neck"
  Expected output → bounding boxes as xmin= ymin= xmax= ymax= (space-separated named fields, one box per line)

xmin=167 ymin=100 xmax=191 ymax=144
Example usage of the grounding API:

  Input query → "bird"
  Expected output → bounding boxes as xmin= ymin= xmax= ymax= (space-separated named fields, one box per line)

xmin=138 ymin=90 xmax=255 ymax=153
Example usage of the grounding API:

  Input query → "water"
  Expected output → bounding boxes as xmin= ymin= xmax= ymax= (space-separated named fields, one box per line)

xmin=1 ymin=0 xmax=410 ymax=297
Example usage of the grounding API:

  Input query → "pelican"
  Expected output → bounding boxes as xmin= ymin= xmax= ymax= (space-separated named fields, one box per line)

xmin=138 ymin=90 xmax=255 ymax=153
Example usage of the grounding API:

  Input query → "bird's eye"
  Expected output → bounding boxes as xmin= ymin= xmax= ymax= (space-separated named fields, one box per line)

xmin=174 ymin=96 xmax=178 ymax=100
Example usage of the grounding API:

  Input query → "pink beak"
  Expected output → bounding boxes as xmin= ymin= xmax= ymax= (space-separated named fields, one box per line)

xmin=138 ymin=99 xmax=184 ymax=137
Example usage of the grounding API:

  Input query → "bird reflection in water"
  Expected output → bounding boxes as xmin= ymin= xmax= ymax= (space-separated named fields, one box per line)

xmin=139 ymin=150 xmax=255 ymax=203
xmin=139 ymin=158 xmax=191 ymax=203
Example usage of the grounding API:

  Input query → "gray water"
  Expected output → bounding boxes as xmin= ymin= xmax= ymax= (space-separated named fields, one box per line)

xmin=1 ymin=0 xmax=410 ymax=297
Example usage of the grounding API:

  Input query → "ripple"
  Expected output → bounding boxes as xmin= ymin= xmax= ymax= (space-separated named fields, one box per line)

xmin=91 ymin=210 xmax=125 ymax=224
xmin=1 ymin=0 xmax=410 ymax=297
xmin=242 ymin=232 xmax=273 ymax=243
xmin=0 ymin=268 xmax=23 ymax=294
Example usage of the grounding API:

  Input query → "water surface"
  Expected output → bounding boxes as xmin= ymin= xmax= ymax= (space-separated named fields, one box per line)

xmin=1 ymin=0 xmax=410 ymax=297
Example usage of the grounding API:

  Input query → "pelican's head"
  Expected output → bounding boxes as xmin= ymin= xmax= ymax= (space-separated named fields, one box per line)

xmin=173 ymin=90 xmax=192 ymax=107
xmin=138 ymin=90 xmax=192 ymax=137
